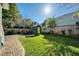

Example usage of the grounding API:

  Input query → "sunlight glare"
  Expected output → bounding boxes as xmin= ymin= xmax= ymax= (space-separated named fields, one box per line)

xmin=44 ymin=6 xmax=51 ymax=15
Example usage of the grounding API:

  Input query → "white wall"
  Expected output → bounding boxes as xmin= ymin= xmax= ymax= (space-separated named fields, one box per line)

xmin=55 ymin=11 xmax=79 ymax=26
xmin=0 ymin=4 xmax=4 ymax=48
xmin=52 ymin=25 xmax=79 ymax=35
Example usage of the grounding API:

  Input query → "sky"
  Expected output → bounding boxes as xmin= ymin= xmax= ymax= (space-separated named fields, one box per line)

xmin=16 ymin=3 xmax=79 ymax=24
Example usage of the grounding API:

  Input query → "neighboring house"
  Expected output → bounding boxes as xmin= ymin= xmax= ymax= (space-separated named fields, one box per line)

xmin=0 ymin=3 xmax=9 ymax=48
xmin=45 ymin=11 xmax=79 ymax=35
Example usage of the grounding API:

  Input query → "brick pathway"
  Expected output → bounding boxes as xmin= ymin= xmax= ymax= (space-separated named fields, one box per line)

xmin=0 ymin=35 xmax=25 ymax=56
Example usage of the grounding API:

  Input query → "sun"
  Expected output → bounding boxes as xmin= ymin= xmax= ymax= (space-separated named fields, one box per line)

xmin=44 ymin=6 xmax=51 ymax=15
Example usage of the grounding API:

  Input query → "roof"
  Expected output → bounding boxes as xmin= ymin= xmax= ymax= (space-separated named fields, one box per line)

xmin=55 ymin=11 xmax=79 ymax=19
xmin=54 ymin=11 xmax=79 ymax=26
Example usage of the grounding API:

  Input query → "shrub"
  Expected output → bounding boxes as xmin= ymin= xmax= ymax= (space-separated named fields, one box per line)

xmin=4 ymin=28 xmax=34 ymax=35
xmin=71 ymin=34 xmax=79 ymax=39
xmin=4 ymin=28 xmax=18 ymax=35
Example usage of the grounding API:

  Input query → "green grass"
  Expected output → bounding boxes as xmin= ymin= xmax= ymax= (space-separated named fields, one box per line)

xmin=18 ymin=34 xmax=79 ymax=56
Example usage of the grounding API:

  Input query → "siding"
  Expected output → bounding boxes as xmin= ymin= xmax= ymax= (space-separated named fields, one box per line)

xmin=0 ymin=4 xmax=3 ymax=48
xmin=0 ymin=3 xmax=9 ymax=48
xmin=55 ymin=11 xmax=79 ymax=25
xmin=52 ymin=25 xmax=79 ymax=35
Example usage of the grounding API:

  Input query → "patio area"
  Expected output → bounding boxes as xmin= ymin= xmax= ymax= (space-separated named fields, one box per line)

xmin=0 ymin=35 xmax=25 ymax=56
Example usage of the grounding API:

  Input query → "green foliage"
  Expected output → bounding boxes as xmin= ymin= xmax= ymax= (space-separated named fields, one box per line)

xmin=73 ymin=12 xmax=79 ymax=17
xmin=9 ymin=3 xmax=20 ymax=21
xmin=33 ymin=21 xmax=38 ymax=27
xmin=25 ymin=19 xmax=33 ymax=28
xmin=76 ymin=21 xmax=79 ymax=26
xmin=2 ymin=3 xmax=20 ymax=28
xmin=2 ymin=3 xmax=38 ymax=31
xmin=42 ymin=20 xmax=46 ymax=27
xmin=68 ymin=46 xmax=79 ymax=53
xmin=46 ymin=18 xmax=56 ymax=28
xmin=42 ymin=18 xmax=56 ymax=33
xmin=42 ymin=17 xmax=56 ymax=28
xmin=4 ymin=29 xmax=17 ymax=35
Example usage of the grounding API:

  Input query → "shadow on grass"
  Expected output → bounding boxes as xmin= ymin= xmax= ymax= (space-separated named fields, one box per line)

xmin=43 ymin=34 xmax=79 ymax=47
xmin=43 ymin=34 xmax=79 ymax=56
xmin=25 ymin=34 xmax=40 ymax=37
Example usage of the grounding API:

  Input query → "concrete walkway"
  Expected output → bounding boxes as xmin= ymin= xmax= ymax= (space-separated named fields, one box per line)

xmin=0 ymin=35 xmax=25 ymax=56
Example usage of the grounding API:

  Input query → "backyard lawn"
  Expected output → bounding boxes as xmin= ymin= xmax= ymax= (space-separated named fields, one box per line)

xmin=18 ymin=34 xmax=79 ymax=56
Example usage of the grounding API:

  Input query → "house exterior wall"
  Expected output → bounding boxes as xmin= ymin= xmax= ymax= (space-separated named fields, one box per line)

xmin=45 ymin=25 xmax=79 ymax=35
xmin=0 ymin=4 xmax=4 ymax=48
xmin=0 ymin=4 xmax=3 ymax=48
xmin=55 ymin=11 xmax=79 ymax=26
xmin=54 ymin=11 xmax=79 ymax=35
xmin=52 ymin=25 xmax=79 ymax=35
xmin=44 ymin=11 xmax=79 ymax=35
xmin=0 ymin=3 xmax=9 ymax=48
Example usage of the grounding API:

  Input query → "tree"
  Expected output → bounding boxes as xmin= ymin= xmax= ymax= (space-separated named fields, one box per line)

xmin=46 ymin=18 xmax=56 ymax=28
xmin=32 ymin=21 xmax=39 ymax=27
xmin=21 ymin=19 xmax=33 ymax=29
xmin=42 ymin=20 xmax=46 ymax=27
xmin=2 ymin=8 xmax=15 ymax=28
xmin=42 ymin=18 xmax=56 ymax=33
xmin=9 ymin=3 xmax=20 ymax=22
xmin=2 ymin=3 xmax=20 ymax=28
